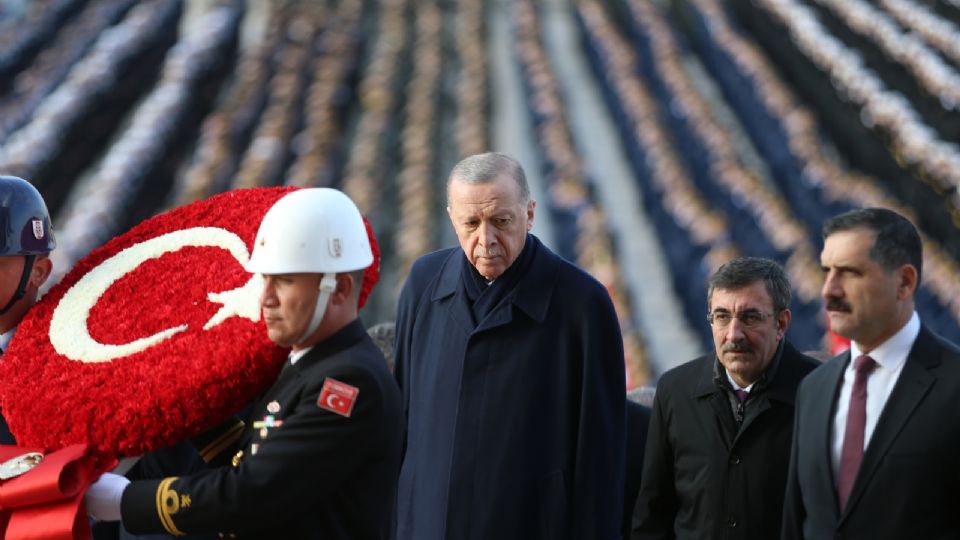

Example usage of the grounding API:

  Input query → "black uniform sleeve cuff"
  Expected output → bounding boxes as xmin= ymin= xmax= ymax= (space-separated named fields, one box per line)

xmin=121 ymin=478 xmax=184 ymax=536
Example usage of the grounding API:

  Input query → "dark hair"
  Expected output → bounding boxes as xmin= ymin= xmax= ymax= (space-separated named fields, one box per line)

xmin=447 ymin=152 xmax=530 ymax=204
xmin=822 ymin=208 xmax=922 ymax=283
xmin=707 ymin=257 xmax=791 ymax=312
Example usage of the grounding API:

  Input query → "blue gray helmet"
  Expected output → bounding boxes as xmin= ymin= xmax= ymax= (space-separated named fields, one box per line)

xmin=0 ymin=175 xmax=55 ymax=314
xmin=0 ymin=175 xmax=55 ymax=255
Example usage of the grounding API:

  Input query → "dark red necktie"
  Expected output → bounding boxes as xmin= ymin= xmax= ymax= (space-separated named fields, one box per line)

xmin=837 ymin=354 xmax=877 ymax=511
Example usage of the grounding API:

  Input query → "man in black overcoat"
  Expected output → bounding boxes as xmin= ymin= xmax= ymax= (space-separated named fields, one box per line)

xmin=634 ymin=257 xmax=817 ymax=539
xmin=394 ymin=152 xmax=626 ymax=539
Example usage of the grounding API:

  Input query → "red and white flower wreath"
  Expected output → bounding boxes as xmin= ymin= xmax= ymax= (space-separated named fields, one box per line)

xmin=0 ymin=187 xmax=380 ymax=461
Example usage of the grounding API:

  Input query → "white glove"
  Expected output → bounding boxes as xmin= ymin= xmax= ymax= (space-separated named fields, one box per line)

xmin=85 ymin=472 xmax=130 ymax=522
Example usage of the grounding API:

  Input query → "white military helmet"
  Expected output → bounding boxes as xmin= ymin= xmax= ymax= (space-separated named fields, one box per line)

xmin=247 ymin=188 xmax=372 ymax=274
xmin=246 ymin=188 xmax=373 ymax=345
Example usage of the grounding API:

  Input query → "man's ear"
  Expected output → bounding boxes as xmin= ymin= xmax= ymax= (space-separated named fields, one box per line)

xmin=29 ymin=257 xmax=52 ymax=290
xmin=333 ymin=273 xmax=356 ymax=305
xmin=897 ymin=264 xmax=918 ymax=299
xmin=776 ymin=308 xmax=792 ymax=340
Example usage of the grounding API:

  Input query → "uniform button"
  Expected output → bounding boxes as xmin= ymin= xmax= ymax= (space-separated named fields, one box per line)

xmin=727 ymin=517 xmax=737 ymax=528
xmin=729 ymin=455 xmax=741 ymax=465
xmin=217 ymin=535 xmax=224 ymax=539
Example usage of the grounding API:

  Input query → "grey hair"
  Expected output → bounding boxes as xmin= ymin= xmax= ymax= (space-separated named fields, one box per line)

xmin=447 ymin=152 xmax=530 ymax=203
xmin=707 ymin=257 xmax=791 ymax=313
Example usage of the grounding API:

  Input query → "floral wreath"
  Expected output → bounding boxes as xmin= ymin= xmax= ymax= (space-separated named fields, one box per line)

xmin=0 ymin=187 xmax=380 ymax=460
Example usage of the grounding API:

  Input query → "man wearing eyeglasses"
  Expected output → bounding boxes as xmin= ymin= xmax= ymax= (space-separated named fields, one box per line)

xmin=633 ymin=257 xmax=817 ymax=540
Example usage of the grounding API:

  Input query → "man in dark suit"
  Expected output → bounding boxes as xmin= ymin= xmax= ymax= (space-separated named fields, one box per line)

xmin=85 ymin=188 xmax=403 ymax=539
xmin=394 ymin=152 xmax=626 ymax=539
xmin=783 ymin=207 xmax=960 ymax=539
xmin=634 ymin=257 xmax=817 ymax=540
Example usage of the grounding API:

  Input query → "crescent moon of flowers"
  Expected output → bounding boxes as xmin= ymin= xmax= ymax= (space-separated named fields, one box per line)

xmin=49 ymin=227 xmax=263 ymax=363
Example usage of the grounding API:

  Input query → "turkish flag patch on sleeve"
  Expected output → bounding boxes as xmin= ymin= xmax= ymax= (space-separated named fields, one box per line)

xmin=317 ymin=378 xmax=359 ymax=418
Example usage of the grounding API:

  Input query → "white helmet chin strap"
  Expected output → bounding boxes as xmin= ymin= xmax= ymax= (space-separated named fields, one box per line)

xmin=297 ymin=273 xmax=338 ymax=346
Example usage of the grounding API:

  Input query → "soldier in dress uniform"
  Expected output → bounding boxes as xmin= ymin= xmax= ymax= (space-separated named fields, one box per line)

xmin=0 ymin=175 xmax=55 ymax=444
xmin=85 ymin=188 xmax=403 ymax=540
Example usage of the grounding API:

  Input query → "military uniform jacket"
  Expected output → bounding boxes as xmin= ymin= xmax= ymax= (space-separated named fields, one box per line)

xmin=633 ymin=340 xmax=817 ymax=540
xmin=394 ymin=235 xmax=627 ymax=540
xmin=121 ymin=320 xmax=403 ymax=539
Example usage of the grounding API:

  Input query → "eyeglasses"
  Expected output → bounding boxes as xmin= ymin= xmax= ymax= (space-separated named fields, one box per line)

xmin=707 ymin=310 xmax=775 ymax=329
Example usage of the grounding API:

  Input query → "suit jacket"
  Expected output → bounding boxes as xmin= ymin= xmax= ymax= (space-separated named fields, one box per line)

xmin=121 ymin=320 xmax=403 ymax=539
xmin=394 ymin=235 xmax=626 ymax=540
xmin=782 ymin=326 xmax=960 ymax=539
xmin=634 ymin=340 xmax=817 ymax=540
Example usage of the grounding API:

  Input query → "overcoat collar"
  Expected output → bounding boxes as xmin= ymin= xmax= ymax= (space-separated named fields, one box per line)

xmin=692 ymin=339 xmax=803 ymax=405
xmin=430 ymin=235 xmax=559 ymax=333
xmin=693 ymin=339 xmax=806 ymax=446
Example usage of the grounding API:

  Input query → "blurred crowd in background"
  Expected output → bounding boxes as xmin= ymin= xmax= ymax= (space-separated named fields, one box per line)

xmin=2 ymin=0 xmax=960 ymax=387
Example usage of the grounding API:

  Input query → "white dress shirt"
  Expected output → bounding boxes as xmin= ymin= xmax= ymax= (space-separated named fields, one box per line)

xmin=289 ymin=346 xmax=313 ymax=365
xmin=724 ymin=370 xmax=755 ymax=393
xmin=0 ymin=327 xmax=16 ymax=354
xmin=831 ymin=311 xmax=920 ymax=479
